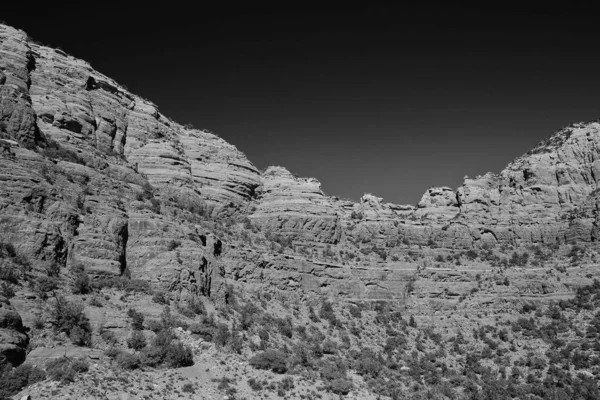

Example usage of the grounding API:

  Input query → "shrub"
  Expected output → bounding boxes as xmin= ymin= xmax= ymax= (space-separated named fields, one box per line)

xmin=127 ymin=330 xmax=147 ymax=351
xmin=186 ymin=296 xmax=206 ymax=316
xmin=249 ymin=349 xmax=287 ymax=373
xmin=182 ymin=383 xmax=195 ymax=393
xmin=0 ymin=282 xmax=15 ymax=298
xmin=101 ymin=330 xmax=117 ymax=345
xmin=70 ymin=358 xmax=89 ymax=373
xmin=34 ymin=276 xmax=58 ymax=299
xmin=163 ymin=342 xmax=194 ymax=367
xmin=188 ymin=323 xmax=213 ymax=341
xmin=213 ymin=323 xmax=230 ymax=347
xmin=116 ymin=352 xmax=140 ymax=370
xmin=0 ymin=363 xmax=46 ymax=399
xmin=139 ymin=346 xmax=164 ymax=368
xmin=167 ymin=240 xmax=181 ymax=251
xmin=248 ymin=377 xmax=263 ymax=391
xmin=46 ymin=357 xmax=87 ymax=382
xmin=0 ymin=264 xmax=19 ymax=285
xmin=71 ymin=263 xmax=91 ymax=295
xmin=328 ymin=378 xmax=354 ymax=395
xmin=50 ymin=295 xmax=92 ymax=346
xmin=152 ymin=291 xmax=169 ymax=305
xmin=0 ymin=242 xmax=17 ymax=258
xmin=127 ymin=308 xmax=145 ymax=330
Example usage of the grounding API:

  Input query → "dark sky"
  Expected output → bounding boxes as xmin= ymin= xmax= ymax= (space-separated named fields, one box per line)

xmin=3 ymin=5 xmax=600 ymax=204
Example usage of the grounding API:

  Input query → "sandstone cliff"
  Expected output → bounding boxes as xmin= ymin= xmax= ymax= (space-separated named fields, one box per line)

xmin=1 ymin=21 xmax=600 ymax=309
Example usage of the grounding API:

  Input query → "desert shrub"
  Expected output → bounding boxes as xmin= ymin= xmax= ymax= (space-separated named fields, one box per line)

xmin=163 ymin=341 xmax=194 ymax=367
xmin=88 ymin=295 xmax=102 ymax=307
xmin=276 ymin=316 xmax=293 ymax=338
xmin=213 ymin=323 xmax=230 ymax=347
xmin=167 ymin=240 xmax=181 ymax=251
xmin=50 ymin=295 xmax=92 ymax=346
xmin=0 ymin=282 xmax=15 ymax=299
xmin=348 ymin=304 xmax=362 ymax=318
xmin=32 ymin=315 xmax=45 ymax=329
xmin=239 ymin=302 xmax=260 ymax=330
xmin=146 ymin=319 xmax=163 ymax=333
xmin=249 ymin=349 xmax=288 ymax=373
xmin=188 ymin=322 xmax=213 ymax=341
xmin=0 ymin=264 xmax=19 ymax=285
xmin=139 ymin=346 xmax=164 ymax=368
xmin=70 ymin=358 xmax=89 ymax=373
xmin=100 ymin=330 xmax=117 ymax=345
xmin=0 ymin=363 xmax=46 ymax=399
xmin=127 ymin=308 xmax=145 ymax=330
xmin=116 ymin=352 xmax=140 ymax=370
xmin=509 ymin=251 xmax=530 ymax=267
xmin=328 ymin=378 xmax=354 ymax=395
xmin=464 ymin=249 xmax=478 ymax=260
xmin=149 ymin=198 xmax=161 ymax=213
xmin=350 ymin=210 xmax=363 ymax=220
xmin=247 ymin=377 xmax=263 ymax=391
xmin=70 ymin=263 xmax=91 ymax=294
xmin=152 ymin=291 xmax=169 ymax=305
xmin=0 ymin=242 xmax=17 ymax=258
xmin=319 ymin=300 xmax=341 ymax=327
xmin=45 ymin=262 xmax=60 ymax=277
xmin=322 ymin=340 xmax=337 ymax=355
xmin=35 ymin=276 xmax=58 ymax=299
xmin=182 ymin=383 xmax=195 ymax=393
xmin=186 ymin=295 xmax=206 ymax=316
xmin=46 ymin=357 xmax=88 ymax=382
xmin=127 ymin=330 xmax=147 ymax=351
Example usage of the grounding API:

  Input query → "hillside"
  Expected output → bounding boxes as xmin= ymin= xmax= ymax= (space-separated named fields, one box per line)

xmin=1 ymin=22 xmax=600 ymax=400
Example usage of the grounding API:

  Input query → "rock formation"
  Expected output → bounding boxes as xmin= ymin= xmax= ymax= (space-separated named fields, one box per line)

xmin=1 ymin=21 xmax=600 ymax=307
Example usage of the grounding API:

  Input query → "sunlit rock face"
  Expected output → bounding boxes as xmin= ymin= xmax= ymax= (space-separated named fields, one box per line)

xmin=3 ymin=20 xmax=600 ymax=312
xmin=251 ymin=166 xmax=342 ymax=244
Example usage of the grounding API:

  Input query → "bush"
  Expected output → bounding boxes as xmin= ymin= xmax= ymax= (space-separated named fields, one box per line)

xmin=34 ymin=276 xmax=58 ymax=299
xmin=127 ymin=330 xmax=147 ymax=351
xmin=50 ymin=295 xmax=92 ymax=346
xmin=164 ymin=342 xmax=194 ymax=367
xmin=101 ymin=330 xmax=117 ymax=345
xmin=248 ymin=377 xmax=263 ymax=391
xmin=0 ymin=363 xmax=46 ymax=399
xmin=328 ymin=378 xmax=354 ymax=395
xmin=127 ymin=308 xmax=145 ymax=330
xmin=116 ymin=352 xmax=140 ymax=370
xmin=152 ymin=291 xmax=169 ymax=305
xmin=249 ymin=349 xmax=287 ymax=373
xmin=182 ymin=383 xmax=195 ymax=393
xmin=0 ymin=282 xmax=15 ymax=299
xmin=167 ymin=240 xmax=181 ymax=251
xmin=46 ymin=357 xmax=87 ymax=382
xmin=71 ymin=263 xmax=91 ymax=295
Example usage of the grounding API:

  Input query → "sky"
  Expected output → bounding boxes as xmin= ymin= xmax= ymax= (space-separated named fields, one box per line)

xmin=3 ymin=5 xmax=600 ymax=205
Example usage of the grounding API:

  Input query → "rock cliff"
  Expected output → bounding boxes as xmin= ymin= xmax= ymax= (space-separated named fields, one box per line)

xmin=1 ymin=21 xmax=600 ymax=309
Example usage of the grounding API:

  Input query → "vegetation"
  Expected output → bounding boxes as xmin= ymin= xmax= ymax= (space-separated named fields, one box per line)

xmin=50 ymin=295 xmax=92 ymax=346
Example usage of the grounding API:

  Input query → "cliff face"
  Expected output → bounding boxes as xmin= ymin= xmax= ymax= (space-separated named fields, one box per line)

xmin=1 ymin=21 xmax=600 ymax=312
